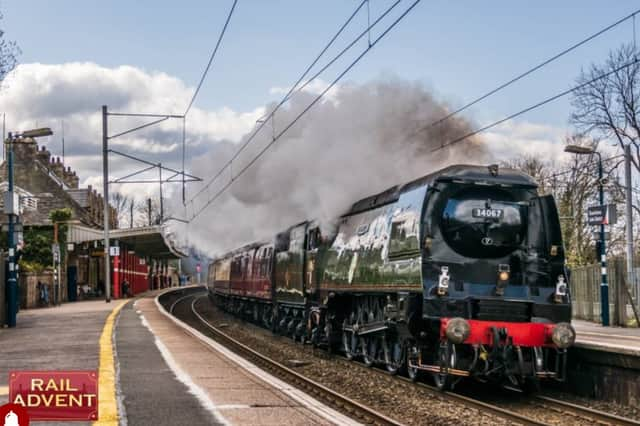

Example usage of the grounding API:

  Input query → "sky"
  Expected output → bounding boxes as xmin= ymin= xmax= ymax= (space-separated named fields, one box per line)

xmin=4 ymin=1 xmax=638 ymax=122
xmin=1 ymin=1 xmax=638 ymax=252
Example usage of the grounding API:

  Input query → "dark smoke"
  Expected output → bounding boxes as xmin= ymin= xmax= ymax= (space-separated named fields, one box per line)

xmin=181 ymin=78 xmax=487 ymax=255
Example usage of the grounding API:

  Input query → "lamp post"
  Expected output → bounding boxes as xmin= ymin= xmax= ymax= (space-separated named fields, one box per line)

xmin=565 ymin=144 xmax=609 ymax=326
xmin=5 ymin=127 xmax=53 ymax=327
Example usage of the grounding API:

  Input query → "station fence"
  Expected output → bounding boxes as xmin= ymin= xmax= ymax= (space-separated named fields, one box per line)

xmin=570 ymin=257 xmax=640 ymax=326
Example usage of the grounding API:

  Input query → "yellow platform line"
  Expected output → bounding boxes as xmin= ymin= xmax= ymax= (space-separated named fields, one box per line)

xmin=93 ymin=300 xmax=128 ymax=426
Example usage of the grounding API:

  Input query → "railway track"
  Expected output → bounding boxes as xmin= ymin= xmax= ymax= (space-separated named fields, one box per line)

xmin=531 ymin=396 xmax=640 ymax=426
xmin=167 ymin=290 xmax=402 ymax=426
xmin=376 ymin=358 xmax=640 ymax=426
xmin=164 ymin=289 xmax=640 ymax=426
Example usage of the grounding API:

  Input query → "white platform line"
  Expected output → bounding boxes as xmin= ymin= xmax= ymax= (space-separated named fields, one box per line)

xmin=138 ymin=311 xmax=231 ymax=426
xmin=154 ymin=294 xmax=361 ymax=426
xmin=577 ymin=331 xmax=640 ymax=341
xmin=575 ymin=339 xmax=640 ymax=356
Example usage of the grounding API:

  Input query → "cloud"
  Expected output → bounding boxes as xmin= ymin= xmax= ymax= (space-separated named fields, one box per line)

xmin=268 ymin=78 xmax=339 ymax=103
xmin=0 ymin=62 xmax=264 ymax=200
xmin=483 ymin=120 xmax=569 ymax=161
xmin=2 ymin=62 xmax=586 ymax=255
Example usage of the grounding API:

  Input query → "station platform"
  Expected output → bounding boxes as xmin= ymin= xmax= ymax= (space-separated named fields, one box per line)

xmin=0 ymin=290 xmax=355 ymax=425
xmin=573 ymin=319 xmax=640 ymax=357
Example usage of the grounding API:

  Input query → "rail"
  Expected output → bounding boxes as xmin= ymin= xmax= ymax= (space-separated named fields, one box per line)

xmin=165 ymin=289 xmax=640 ymax=426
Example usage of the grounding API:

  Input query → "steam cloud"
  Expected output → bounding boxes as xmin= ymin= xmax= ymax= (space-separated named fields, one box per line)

xmin=179 ymin=78 xmax=487 ymax=256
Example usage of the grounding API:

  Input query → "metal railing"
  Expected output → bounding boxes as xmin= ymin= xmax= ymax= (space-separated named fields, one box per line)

xmin=570 ymin=257 xmax=640 ymax=326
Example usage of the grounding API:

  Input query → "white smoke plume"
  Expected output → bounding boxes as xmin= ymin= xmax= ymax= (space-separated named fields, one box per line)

xmin=178 ymin=78 xmax=487 ymax=255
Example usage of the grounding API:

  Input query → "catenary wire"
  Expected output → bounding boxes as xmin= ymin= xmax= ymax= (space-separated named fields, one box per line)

xmin=188 ymin=7 xmax=639 ymax=207
xmin=414 ymin=9 xmax=640 ymax=135
xmin=430 ymin=57 xmax=640 ymax=154
xmin=190 ymin=57 xmax=637 ymax=221
xmin=187 ymin=0 xmax=400 ymax=204
xmin=186 ymin=8 xmax=639 ymax=222
xmin=189 ymin=0 xmax=422 ymax=221
xmin=184 ymin=0 xmax=239 ymax=117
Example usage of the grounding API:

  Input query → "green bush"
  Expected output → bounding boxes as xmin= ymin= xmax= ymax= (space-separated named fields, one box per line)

xmin=21 ymin=227 xmax=53 ymax=269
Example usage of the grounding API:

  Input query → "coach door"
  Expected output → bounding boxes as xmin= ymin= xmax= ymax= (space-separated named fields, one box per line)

xmin=305 ymin=226 xmax=322 ymax=295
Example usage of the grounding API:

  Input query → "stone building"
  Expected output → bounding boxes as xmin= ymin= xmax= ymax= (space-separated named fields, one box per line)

xmin=0 ymin=137 xmax=182 ymax=314
xmin=0 ymin=137 xmax=117 ymax=307
xmin=0 ymin=137 xmax=117 ymax=228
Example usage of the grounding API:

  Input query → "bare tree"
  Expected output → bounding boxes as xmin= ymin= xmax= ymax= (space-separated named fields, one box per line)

xmin=502 ymin=155 xmax=554 ymax=196
xmin=556 ymin=136 xmax=600 ymax=265
xmin=134 ymin=197 xmax=166 ymax=226
xmin=0 ymin=11 xmax=20 ymax=83
xmin=571 ymin=44 xmax=640 ymax=260
xmin=109 ymin=192 xmax=132 ymax=229
xmin=506 ymin=135 xmax=628 ymax=265
xmin=571 ymin=44 xmax=640 ymax=171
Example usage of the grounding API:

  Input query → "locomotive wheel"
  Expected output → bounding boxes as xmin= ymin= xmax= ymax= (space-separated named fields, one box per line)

xmin=325 ymin=321 xmax=336 ymax=354
xmin=361 ymin=336 xmax=379 ymax=368
xmin=342 ymin=320 xmax=358 ymax=360
xmin=407 ymin=344 xmax=421 ymax=382
xmin=382 ymin=336 xmax=403 ymax=374
xmin=310 ymin=326 xmax=319 ymax=347
xmin=433 ymin=343 xmax=457 ymax=391
xmin=295 ymin=321 xmax=306 ymax=344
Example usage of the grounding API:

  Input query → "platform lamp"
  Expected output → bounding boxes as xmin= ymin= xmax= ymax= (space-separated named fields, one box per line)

xmin=5 ymin=127 xmax=53 ymax=327
xmin=564 ymin=144 xmax=609 ymax=326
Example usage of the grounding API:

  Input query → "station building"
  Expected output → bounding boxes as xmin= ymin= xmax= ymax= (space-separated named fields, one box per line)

xmin=0 ymin=136 xmax=181 ymax=315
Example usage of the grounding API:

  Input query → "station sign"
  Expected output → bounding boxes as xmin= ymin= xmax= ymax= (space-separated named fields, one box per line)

xmin=109 ymin=246 xmax=120 ymax=257
xmin=587 ymin=204 xmax=617 ymax=226
xmin=52 ymin=243 xmax=61 ymax=263
xmin=8 ymin=370 xmax=98 ymax=421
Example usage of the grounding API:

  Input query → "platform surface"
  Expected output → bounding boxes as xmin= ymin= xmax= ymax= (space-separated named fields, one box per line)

xmin=0 ymin=291 xmax=355 ymax=425
xmin=0 ymin=300 xmax=116 ymax=425
xmin=134 ymin=294 xmax=351 ymax=425
xmin=574 ymin=319 xmax=640 ymax=356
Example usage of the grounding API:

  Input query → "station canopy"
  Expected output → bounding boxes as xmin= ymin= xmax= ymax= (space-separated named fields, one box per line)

xmin=66 ymin=223 xmax=185 ymax=259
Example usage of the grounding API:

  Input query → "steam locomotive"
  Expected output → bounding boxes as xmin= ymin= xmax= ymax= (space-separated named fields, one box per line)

xmin=207 ymin=164 xmax=575 ymax=391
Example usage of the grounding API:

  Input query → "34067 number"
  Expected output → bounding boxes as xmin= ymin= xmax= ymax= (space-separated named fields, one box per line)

xmin=472 ymin=208 xmax=503 ymax=219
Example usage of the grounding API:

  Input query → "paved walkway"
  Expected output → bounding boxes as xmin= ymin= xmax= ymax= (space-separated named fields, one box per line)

xmin=115 ymin=300 xmax=221 ymax=425
xmin=0 ymin=291 xmax=357 ymax=425
xmin=574 ymin=319 xmax=640 ymax=356
xmin=0 ymin=300 xmax=117 ymax=425
xmin=134 ymin=294 xmax=353 ymax=425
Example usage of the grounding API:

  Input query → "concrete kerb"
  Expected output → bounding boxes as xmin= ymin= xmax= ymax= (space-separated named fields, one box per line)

xmin=153 ymin=288 xmax=361 ymax=426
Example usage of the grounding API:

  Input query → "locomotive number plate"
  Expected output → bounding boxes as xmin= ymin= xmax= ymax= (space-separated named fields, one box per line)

xmin=472 ymin=208 xmax=503 ymax=219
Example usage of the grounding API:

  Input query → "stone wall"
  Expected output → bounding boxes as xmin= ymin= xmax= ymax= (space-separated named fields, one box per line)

xmin=19 ymin=270 xmax=67 ymax=309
